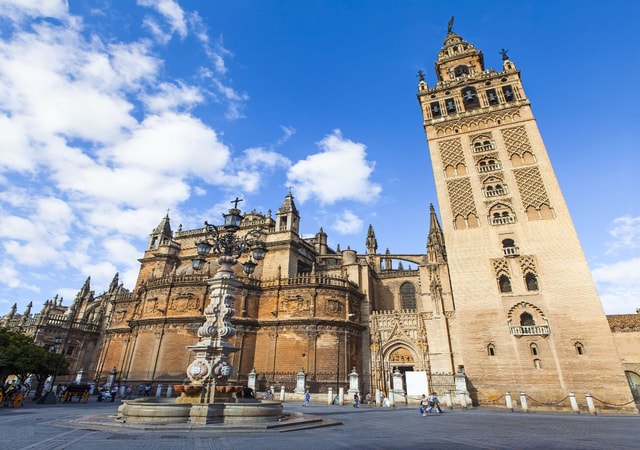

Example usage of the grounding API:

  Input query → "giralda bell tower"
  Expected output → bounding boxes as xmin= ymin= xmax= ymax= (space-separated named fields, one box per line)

xmin=416 ymin=19 xmax=634 ymax=406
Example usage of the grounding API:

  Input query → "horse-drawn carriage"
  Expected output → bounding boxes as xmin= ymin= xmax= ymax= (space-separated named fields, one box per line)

xmin=62 ymin=384 xmax=92 ymax=403
xmin=1 ymin=384 xmax=25 ymax=408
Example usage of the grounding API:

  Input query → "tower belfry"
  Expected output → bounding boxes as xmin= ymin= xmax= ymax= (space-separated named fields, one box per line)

xmin=416 ymin=20 xmax=634 ymax=404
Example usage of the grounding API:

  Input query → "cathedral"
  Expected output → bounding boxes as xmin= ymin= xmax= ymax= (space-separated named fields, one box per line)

xmin=2 ymin=24 xmax=639 ymax=411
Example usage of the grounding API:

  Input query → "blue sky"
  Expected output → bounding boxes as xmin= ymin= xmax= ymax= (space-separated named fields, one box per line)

xmin=0 ymin=0 xmax=638 ymax=315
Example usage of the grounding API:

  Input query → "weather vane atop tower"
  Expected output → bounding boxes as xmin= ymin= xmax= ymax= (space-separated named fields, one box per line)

xmin=447 ymin=16 xmax=454 ymax=33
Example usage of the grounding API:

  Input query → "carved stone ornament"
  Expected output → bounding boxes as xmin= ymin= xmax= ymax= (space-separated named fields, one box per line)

xmin=187 ymin=360 xmax=210 ymax=381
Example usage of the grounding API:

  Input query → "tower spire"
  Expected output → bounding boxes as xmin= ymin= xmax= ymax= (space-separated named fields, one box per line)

xmin=427 ymin=204 xmax=447 ymax=264
xmin=366 ymin=224 xmax=378 ymax=254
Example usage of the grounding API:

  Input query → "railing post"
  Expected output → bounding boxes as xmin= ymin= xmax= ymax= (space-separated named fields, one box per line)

xmin=505 ymin=391 xmax=513 ymax=412
xmin=569 ymin=392 xmax=580 ymax=413
xmin=519 ymin=392 xmax=528 ymax=412
xmin=585 ymin=393 xmax=597 ymax=415
xmin=328 ymin=387 xmax=333 ymax=405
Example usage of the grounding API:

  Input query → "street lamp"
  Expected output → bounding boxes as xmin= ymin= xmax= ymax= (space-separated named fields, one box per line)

xmin=186 ymin=198 xmax=267 ymax=404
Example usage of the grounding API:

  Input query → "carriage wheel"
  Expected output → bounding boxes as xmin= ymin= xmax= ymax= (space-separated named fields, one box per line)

xmin=13 ymin=393 xmax=24 ymax=408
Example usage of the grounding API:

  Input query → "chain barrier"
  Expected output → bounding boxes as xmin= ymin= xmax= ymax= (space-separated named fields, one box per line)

xmin=590 ymin=395 xmax=638 ymax=407
xmin=524 ymin=394 xmax=569 ymax=406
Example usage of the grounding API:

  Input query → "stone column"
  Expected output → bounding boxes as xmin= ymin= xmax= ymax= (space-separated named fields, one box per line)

xmin=454 ymin=371 xmax=470 ymax=408
xmin=155 ymin=384 xmax=163 ymax=397
xmin=294 ymin=369 xmax=306 ymax=394
xmin=328 ymin=387 xmax=333 ymax=405
xmin=75 ymin=368 xmax=85 ymax=384
xmin=569 ymin=392 xmax=580 ymax=413
xmin=348 ymin=367 xmax=360 ymax=396
xmin=166 ymin=385 xmax=173 ymax=398
xmin=106 ymin=367 xmax=117 ymax=388
xmin=519 ymin=392 xmax=528 ymax=412
xmin=279 ymin=386 xmax=286 ymax=402
xmin=338 ymin=387 xmax=344 ymax=406
xmin=248 ymin=368 xmax=257 ymax=391
xmin=505 ymin=391 xmax=513 ymax=411
xmin=585 ymin=393 xmax=597 ymax=415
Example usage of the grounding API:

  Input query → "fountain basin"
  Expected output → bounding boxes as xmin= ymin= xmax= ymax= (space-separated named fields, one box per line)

xmin=117 ymin=398 xmax=283 ymax=425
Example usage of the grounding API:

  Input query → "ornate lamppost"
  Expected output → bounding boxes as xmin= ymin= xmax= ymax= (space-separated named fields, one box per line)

xmin=186 ymin=198 xmax=266 ymax=404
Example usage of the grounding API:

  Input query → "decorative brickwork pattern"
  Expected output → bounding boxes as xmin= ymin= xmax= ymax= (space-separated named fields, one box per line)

xmin=446 ymin=177 xmax=476 ymax=218
xmin=439 ymin=138 xmax=464 ymax=167
xmin=518 ymin=256 xmax=538 ymax=275
xmin=513 ymin=167 xmax=550 ymax=208
xmin=491 ymin=258 xmax=511 ymax=278
xmin=502 ymin=125 xmax=532 ymax=157
xmin=608 ymin=314 xmax=640 ymax=332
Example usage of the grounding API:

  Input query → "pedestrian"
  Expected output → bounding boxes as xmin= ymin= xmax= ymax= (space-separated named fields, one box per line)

xmin=138 ymin=384 xmax=144 ymax=397
xmin=420 ymin=394 xmax=428 ymax=416
xmin=353 ymin=392 xmax=359 ymax=408
xmin=144 ymin=384 xmax=151 ymax=397
xmin=110 ymin=385 xmax=118 ymax=402
xmin=365 ymin=392 xmax=372 ymax=405
xmin=303 ymin=390 xmax=310 ymax=407
xmin=124 ymin=385 xmax=133 ymax=399
xmin=426 ymin=391 xmax=443 ymax=414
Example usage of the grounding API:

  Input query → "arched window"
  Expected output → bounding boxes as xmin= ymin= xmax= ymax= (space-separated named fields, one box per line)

xmin=454 ymin=65 xmax=469 ymax=77
xmin=525 ymin=272 xmax=539 ymax=291
xmin=502 ymin=85 xmax=515 ymax=102
xmin=499 ymin=275 xmax=512 ymax=293
xmin=486 ymin=88 xmax=499 ymax=105
xmin=575 ymin=342 xmax=585 ymax=355
xmin=487 ymin=344 xmax=496 ymax=356
xmin=520 ymin=312 xmax=535 ymax=326
xmin=530 ymin=343 xmax=539 ymax=356
xmin=400 ymin=282 xmax=416 ymax=310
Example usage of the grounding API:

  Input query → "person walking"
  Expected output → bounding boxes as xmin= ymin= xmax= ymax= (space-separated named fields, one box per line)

xmin=303 ymin=390 xmax=310 ymax=407
xmin=124 ymin=385 xmax=133 ymax=400
xmin=353 ymin=393 xmax=359 ymax=408
xmin=144 ymin=384 xmax=151 ymax=397
xmin=420 ymin=394 xmax=429 ymax=416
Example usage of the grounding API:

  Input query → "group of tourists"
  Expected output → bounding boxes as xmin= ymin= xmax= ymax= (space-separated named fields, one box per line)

xmin=419 ymin=392 xmax=443 ymax=416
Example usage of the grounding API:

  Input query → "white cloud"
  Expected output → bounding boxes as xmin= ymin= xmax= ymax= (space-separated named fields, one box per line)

xmin=0 ymin=0 xmax=69 ymax=22
xmin=593 ymin=257 xmax=640 ymax=314
xmin=607 ymin=216 xmax=640 ymax=253
xmin=138 ymin=0 xmax=188 ymax=39
xmin=287 ymin=129 xmax=382 ymax=205
xmin=142 ymin=82 xmax=203 ymax=113
xmin=331 ymin=210 xmax=364 ymax=235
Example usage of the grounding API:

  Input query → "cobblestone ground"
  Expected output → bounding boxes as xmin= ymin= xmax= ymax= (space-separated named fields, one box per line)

xmin=1 ymin=397 xmax=638 ymax=449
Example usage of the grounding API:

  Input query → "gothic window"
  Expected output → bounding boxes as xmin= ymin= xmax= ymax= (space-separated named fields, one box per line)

xmin=400 ymin=282 xmax=417 ymax=310
xmin=502 ymin=85 xmax=515 ymax=102
xmin=520 ymin=312 xmax=535 ymax=326
xmin=530 ymin=343 xmax=539 ymax=356
xmin=431 ymin=102 xmax=442 ymax=117
xmin=454 ymin=65 xmax=469 ymax=77
xmin=525 ymin=272 xmax=539 ymax=291
xmin=499 ymin=275 xmax=512 ymax=293
xmin=487 ymin=343 xmax=496 ymax=356
xmin=445 ymin=98 xmax=457 ymax=114
xmin=461 ymin=87 xmax=480 ymax=110
xmin=575 ymin=342 xmax=585 ymax=355
xmin=486 ymin=88 xmax=499 ymax=105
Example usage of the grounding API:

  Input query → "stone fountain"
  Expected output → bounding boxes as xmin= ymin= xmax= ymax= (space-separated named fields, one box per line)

xmin=117 ymin=203 xmax=282 ymax=424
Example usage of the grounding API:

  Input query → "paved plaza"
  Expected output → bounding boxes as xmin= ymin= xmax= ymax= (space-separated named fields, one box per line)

xmin=1 ymin=398 xmax=638 ymax=449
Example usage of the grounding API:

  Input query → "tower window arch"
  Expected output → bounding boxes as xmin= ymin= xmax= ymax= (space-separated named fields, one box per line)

xmin=533 ymin=358 xmax=542 ymax=369
xmin=520 ymin=312 xmax=535 ymax=326
xmin=461 ymin=87 xmax=480 ymax=110
xmin=445 ymin=98 xmax=457 ymax=114
xmin=400 ymin=282 xmax=416 ymax=310
xmin=454 ymin=64 xmax=470 ymax=77
xmin=525 ymin=272 xmax=539 ymax=291
xmin=499 ymin=275 xmax=512 ymax=293
xmin=575 ymin=342 xmax=585 ymax=355
xmin=472 ymin=136 xmax=495 ymax=152
xmin=502 ymin=238 xmax=519 ymax=257
xmin=483 ymin=177 xmax=508 ymax=198
xmin=486 ymin=88 xmax=500 ymax=105
xmin=502 ymin=85 xmax=515 ymax=102
xmin=487 ymin=343 xmax=496 ymax=356
xmin=489 ymin=204 xmax=516 ymax=225
xmin=530 ymin=343 xmax=539 ymax=356
xmin=477 ymin=157 xmax=501 ymax=173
